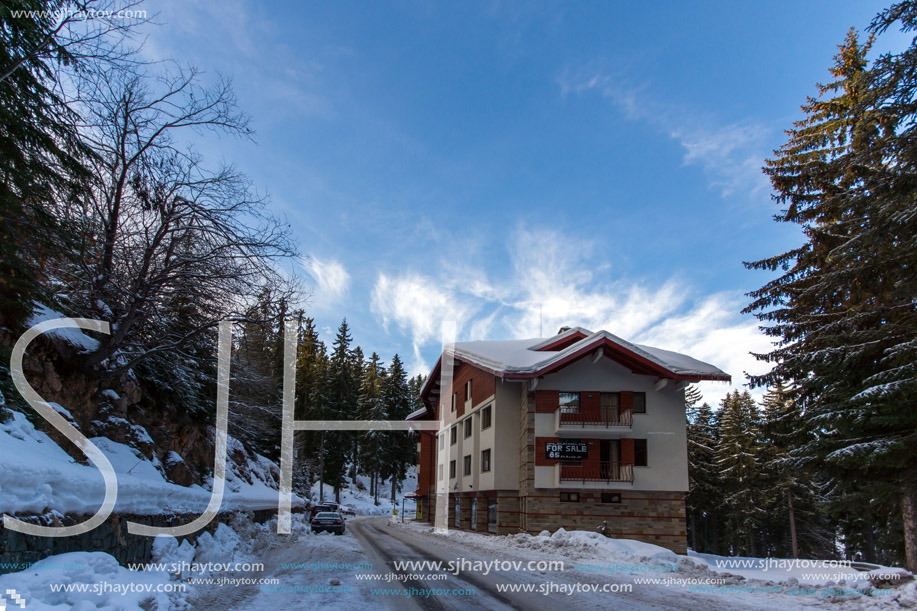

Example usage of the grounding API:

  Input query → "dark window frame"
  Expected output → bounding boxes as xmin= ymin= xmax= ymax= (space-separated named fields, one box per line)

xmin=559 ymin=492 xmax=580 ymax=503
xmin=463 ymin=454 xmax=472 ymax=476
xmin=481 ymin=405 xmax=492 ymax=430
xmin=634 ymin=438 xmax=648 ymax=466
xmin=464 ymin=417 xmax=473 ymax=438
xmin=633 ymin=392 xmax=647 ymax=414
xmin=450 ymin=426 xmax=457 ymax=445
xmin=449 ymin=460 xmax=456 ymax=479
xmin=481 ymin=449 xmax=491 ymax=472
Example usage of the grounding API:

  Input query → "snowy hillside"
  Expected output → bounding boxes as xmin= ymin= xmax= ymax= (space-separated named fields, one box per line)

xmin=0 ymin=410 xmax=299 ymax=516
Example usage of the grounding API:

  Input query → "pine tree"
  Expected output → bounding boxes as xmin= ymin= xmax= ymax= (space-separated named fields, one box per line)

xmin=685 ymin=384 xmax=703 ymax=409
xmin=744 ymin=13 xmax=917 ymax=570
xmin=357 ymin=352 xmax=386 ymax=502
xmin=292 ymin=314 xmax=325 ymax=496
xmin=687 ymin=399 xmax=722 ymax=553
xmin=323 ymin=319 xmax=358 ymax=502
xmin=759 ymin=384 xmax=831 ymax=559
xmin=0 ymin=0 xmax=91 ymax=325
xmin=380 ymin=354 xmax=414 ymax=504
xmin=714 ymin=391 xmax=766 ymax=556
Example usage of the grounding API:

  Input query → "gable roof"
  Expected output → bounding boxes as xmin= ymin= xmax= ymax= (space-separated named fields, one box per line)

xmin=414 ymin=328 xmax=730 ymax=414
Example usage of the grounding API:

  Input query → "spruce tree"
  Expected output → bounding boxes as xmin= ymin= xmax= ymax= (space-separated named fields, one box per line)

xmin=759 ymin=384 xmax=831 ymax=559
xmin=357 ymin=352 xmax=386 ymax=502
xmin=380 ymin=354 xmax=414 ymax=504
xmin=0 ymin=0 xmax=91 ymax=325
xmin=714 ymin=391 xmax=765 ymax=556
xmin=324 ymin=319 xmax=358 ymax=502
xmin=687 ymin=399 xmax=722 ymax=553
xmin=744 ymin=12 xmax=917 ymax=570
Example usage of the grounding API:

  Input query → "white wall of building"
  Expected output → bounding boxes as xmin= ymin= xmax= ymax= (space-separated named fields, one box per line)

xmin=533 ymin=356 xmax=690 ymax=492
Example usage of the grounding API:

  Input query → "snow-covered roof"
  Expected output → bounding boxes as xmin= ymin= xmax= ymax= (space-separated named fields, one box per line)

xmin=450 ymin=329 xmax=729 ymax=380
xmin=416 ymin=328 xmax=730 ymax=409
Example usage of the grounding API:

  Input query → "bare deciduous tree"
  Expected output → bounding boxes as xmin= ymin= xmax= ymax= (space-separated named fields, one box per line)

xmin=59 ymin=64 xmax=297 ymax=376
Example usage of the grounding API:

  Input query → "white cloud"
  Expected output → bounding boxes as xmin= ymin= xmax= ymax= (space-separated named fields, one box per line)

xmin=557 ymin=67 xmax=770 ymax=197
xmin=370 ymin=272 xmax=476 ymax=375
xmin=369 ymin=225 xmax=771 ymax=406
xmin=633 ymin=292 xmax=773 ymax=406
xmin=302 ymin=255 xmax=351 ymax=309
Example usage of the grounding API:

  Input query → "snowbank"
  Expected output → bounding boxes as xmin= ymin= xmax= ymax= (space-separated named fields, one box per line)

xmin=0 ymin=551 xmax=181 ymax=610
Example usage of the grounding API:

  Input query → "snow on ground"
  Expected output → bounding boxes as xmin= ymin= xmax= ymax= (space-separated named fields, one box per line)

xmin=1 ymin=513 xmax=383 ymax=610
xmin=4 ymin=510 xmax=915 ymax=610
xmin=0 ymin=551 xmax=183 ymax=610
xmin=0 ymin=410 xmax=300 ymax=516
xmin=25 ymin=305 xmax=101 ymax=352
xmin=688 ymin=550 xmax=911 ymax=586
xmin=392 ymin=520 xmax=917 ymax=609
xmin=309 ymin=467 xmax=417 ymax=517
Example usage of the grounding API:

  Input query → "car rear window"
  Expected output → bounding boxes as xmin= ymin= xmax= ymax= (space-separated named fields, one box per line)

xmin=314 ymin=512 xmax=339 ymax=519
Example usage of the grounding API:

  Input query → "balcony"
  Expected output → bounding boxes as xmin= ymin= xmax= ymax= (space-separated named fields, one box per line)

xmin=555 ymin=406 xmax=632 ymax=436
xmin=557 ymin=461 xmax=634 ymax=486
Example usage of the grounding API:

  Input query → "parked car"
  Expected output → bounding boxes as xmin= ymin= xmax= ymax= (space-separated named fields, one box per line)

xmin=339 ymin=504 xmax=356 ymax=516
xmin=310 ymin=511 xmax=346 ymax=535
xmin=309 ymin=503 xmax=338 ymax=519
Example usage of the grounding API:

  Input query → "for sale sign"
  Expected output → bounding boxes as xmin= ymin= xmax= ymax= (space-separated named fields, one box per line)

xmin=545 ymin=441 xmax=589 ymax=460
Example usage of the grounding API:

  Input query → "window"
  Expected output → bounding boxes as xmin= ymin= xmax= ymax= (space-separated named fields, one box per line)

xmin=560 ymin=492 xmax=580 ymax=503
xmin=439 ymin=434 xmax=444 ymax=449
xmin=633 ymin=392 xmax=646 ymax=414
xmin=464 ymin=418 xmax=472 ymax=438
xmin=601 ymin=493 xmax=622 ymax=504
xmin=449 ymin=460 xmax=456 ymax=479
xmin=634 ymin=439 xmax=648 ymax=466
xmin=463 ymin=454 xmax=472 ymax=476
xmin=454 ymin=496 xmax=460 ymax=528
xmin=487 ymin=498 xmax=497 ymax=533
xmin=438 ymin=464 xmax=443 ymax=480
xmin=559 ymin=392 xmax=580 ymax=413
xmin=465 ymin=379 xmax=472 ymax=401
xmin=450 ymin=426 xmax=457 ymax=445
xmin=481 ymin=449 xmax=491 ymax=472
xmin=481 ymin=405 xmax=492 ymax=430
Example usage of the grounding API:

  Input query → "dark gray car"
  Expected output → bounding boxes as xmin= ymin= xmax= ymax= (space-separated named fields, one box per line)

xmin=310 ymin=511 xmax=345 ymax=535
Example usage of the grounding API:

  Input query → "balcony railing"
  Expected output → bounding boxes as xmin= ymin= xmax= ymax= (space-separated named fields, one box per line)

xmin=559 ymin=461 xmax=634 ymax=484
xmin=558 ymin=407 xmax=633 ymax=428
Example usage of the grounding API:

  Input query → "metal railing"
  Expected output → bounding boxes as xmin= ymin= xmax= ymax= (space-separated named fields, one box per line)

xmin=558 ymin=406 xmax=633 ymax=428
xmin=559 ymin=461 xmax=635 ymax=483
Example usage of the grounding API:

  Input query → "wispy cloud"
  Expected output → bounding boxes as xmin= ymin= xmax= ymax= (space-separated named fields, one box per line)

xmin=369 ymin=225 xmax=770 ymax=404
xmin=557 ymin=67 xmax=770 ymax=197
xmin=370 ymin=272 xmax=478 ymax=374
xmin=302 ymin=255 xmax=351 ymax=310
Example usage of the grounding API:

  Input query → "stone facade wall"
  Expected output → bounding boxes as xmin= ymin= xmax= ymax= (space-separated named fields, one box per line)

xmin=413 ymin=489 xmax=686 ymax=554
xmin=0 ymin=508 xmax=291 ymax=574
xmin=522 ymin=490 xmax=687 ymax=554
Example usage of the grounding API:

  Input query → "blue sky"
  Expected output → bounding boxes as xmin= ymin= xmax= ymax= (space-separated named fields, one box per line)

xmin=142 ymin=1 xmax=907 ymax=404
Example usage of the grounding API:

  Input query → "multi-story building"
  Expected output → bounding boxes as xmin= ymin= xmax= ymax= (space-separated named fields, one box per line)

xmin=406 ymin=327 xmax=729 ymax=553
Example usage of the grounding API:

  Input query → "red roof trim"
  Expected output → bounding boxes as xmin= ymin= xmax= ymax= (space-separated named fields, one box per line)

xmin=418 ymin=336 xmax=731 ymax=408
xmin=534 ymin=331 xmax=589 ymax=352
